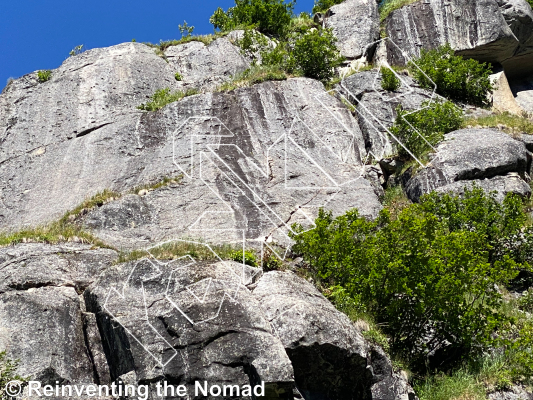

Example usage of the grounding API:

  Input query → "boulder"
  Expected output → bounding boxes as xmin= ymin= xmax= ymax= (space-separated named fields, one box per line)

xmin=164 ymin=36 xmax=251 ymax=91
xmin=253 ymin=271 xmax=417 ymax=400
xmin=324 ymin=0 xmax=380 ymax=61
xmin=384 ymin=0 xmax=533 ymax=77
xmin=405 ymin=128 xmax=529 ymax=201
xmin=337 ymin=70 xmax=438 ymax=159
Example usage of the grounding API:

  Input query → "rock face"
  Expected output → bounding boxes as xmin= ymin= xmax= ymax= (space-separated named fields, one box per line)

xmin=164 ymin=36 xmax=251 ymax=91
xmin=0 ymin=244 xmax=117 ymax=385
xmin=0 ymin=42 xmax=382 ymax=251
xmin=253 ymin=271 xmax=417 ymax=400
xmin=384 ymin=0 xmax=533 ymax=77
xmin=337 ymin=70 xmax=438 ymax=158
xmin=0 ymin=243 xmax=416 ymax=400
xmin=324 ymin=0 xmax=380 ymax=61
xmin=405 ymin=128 xmax=530 ymax=201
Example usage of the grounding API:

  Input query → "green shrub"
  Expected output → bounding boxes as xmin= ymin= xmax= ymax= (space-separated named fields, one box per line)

xmin=0 ymin=352 xmax=27 ymax=400
xmin=410 ymin=44 xmax=494 ymax=107
xmin=390 ymin=99 xmax=463 ymax=160
xmin=174 ymin=72 xmax=183 ymax=81
xmin=178 ymin=20 xmax=194 ymax=38
xmin=380 ymin=66 xmax=400 ymax=91
xmin=210 ymin=0 xmax=295 ymax=37
xmin=261 ymin=248 xmax=283 ymax=271
xmin=37 ymin=70 xmax=52 ymax=83
xmin=312 ymin=0 xmax=344 ymax=14
xmin=520 ymin=288 xmax=533 ymax=313
xmin=137 ymin=88 xmax=199 ymax=111
xmin=290 ymin=28 xmax=344 ymax=83
xmin=69 ymin=44 xmax=84 ymax=57
xmin=290 ymin=187 xmax=527 ymax=367
xmin=231 ymin=249 xmax=258 ymax=266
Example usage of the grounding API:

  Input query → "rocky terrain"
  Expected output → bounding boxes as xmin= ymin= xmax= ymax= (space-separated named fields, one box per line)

xmin=2 ymin=0 xmax=533 ymax=398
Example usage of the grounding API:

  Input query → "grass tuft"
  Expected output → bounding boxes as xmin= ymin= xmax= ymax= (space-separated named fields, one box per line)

xmin=115 ymin=240 xmax=239 ymax=264
xmin=463 ymin=111 xmax=533 ymax=135
xmin=379 ymin=0 xmax=420 ymax=22
xmin=129 ymin=175 xmax=183 ymax=195
xmin=37 ymin=70 xmax=52 ymax=83
xmin=137 ymin=88 xmax=200 ymax=111
xmin=415 ymin=369 xmax=487 ymax=400
xmin=217 ymin=65 xmax=291 ymax=92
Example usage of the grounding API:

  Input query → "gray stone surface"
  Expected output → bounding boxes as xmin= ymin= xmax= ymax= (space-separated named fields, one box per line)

xmin=337 ymin=70 xmax=438 ymax=158
xmin=434 ymin=173 xmax=532 ymax=201
xmin=0 ymin=47 xmax=381 ymax=250
xmin=324 ymin=0 xmax=380 ymax=61
xmin=85 ymin=259 xmax=295 ymax=399
xmin=405 ymin=128 xmax=529 ymax=201
xmin=489 ymin=385 xmax=533 ymax=400
xmin=0 ymin=244 xmax=117 ymax=385
xmin=253 ymin=271 xmax=417 ymax=400
xmin=164 ymin=36 xmax=251 ymax=91
xmin=384 ymin=0 xmax=533 ymax=76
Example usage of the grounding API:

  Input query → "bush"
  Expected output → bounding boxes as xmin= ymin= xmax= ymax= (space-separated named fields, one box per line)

xmin=174 ymin=72 xmax=183 ymax=81
xmin=37 ymin=70 xmax=52 ymax=83
xmin=390 ymin=99 xmax=463 ymax=160
xmin=137 ymin=88 xmax=199 ymax=111
xmin=290 ymin=28 xmax=344 ymax=83
xmin=290 ymin=187 xmax=527 ymax=367
xmin=380 ymin=67 xmax=400 ymax=91
xmin=0 ymin=352 xmax=26 ymax=400
xmin=312 ymin=0 xmax=344 ymax=14
xmin=178 ymin=20 xmax=194 ymax=38
xmin=410 ymin=44 xmax=494 ymax=107
xmin=210 ymin=0 xmax=295 ymax=37
xmin=231 ymin=249 xmax=257 ymax=266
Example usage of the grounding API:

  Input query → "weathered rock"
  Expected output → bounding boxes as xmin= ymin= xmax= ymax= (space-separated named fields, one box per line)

xmin=434 ymin=173 xmax=531 ymax=201
xmin=405 ymin=128 xmax=529 ymax=201
xmin=253 ymin=271 xmax=417 ymax=400
xmin=85 ymin=259 xmax=295 ymax=399
xmin=384 ymin=0 xmax=533 ymax=77
xmin=164 ymin=36 xmax=251 ymax=91
xmin=489 ymin=385 xmax=533 ymax=400
xmin=491 ymin=69 xmax=527 ymax=115
xmin=0 ymin=47 xmax=382 ymax=250
xmin=510 ymin=75 xmax=533 ymax=113
xmin=337 ymin=70 xmax=438 ymax=158
xmin=324 ymin=0 xmax=380 ymax=61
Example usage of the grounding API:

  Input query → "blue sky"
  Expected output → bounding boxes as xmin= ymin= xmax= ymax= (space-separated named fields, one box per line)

xmin=0 ymin=0 xmax=315 ymax=87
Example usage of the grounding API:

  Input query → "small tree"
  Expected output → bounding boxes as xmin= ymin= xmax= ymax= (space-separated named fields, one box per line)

xmin=290 ymin=28 xmax=344 ymax=83
xmin=178 ymin=21 xmax=194 ymax=38
xmin=210 ymin=0 xmax=295 ymax=37
xmin=380 ymin=66 xmax=400 ymax=91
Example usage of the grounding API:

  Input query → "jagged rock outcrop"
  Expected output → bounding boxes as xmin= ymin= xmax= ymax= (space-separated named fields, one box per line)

xmin=164 ymin=36 xmax=251 ymax=91
xmin=384 ymin=0 xmax=533 ymax=77
xmin=253 ymin=271 xmax=417 ymax=400
xmin=405 ymin=128 xmax=531 ymax=201
xmin=337 ymin=70 xmax=438 ymax=158
xmin=0 ymin=42 xmax=382 ymax=250
xmin=324 ymin=0 xmax=380 ymax=62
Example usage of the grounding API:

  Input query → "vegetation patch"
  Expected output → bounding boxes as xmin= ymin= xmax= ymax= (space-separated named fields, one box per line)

xmin=291 ymin=187 xmax=532 ymax=369
xmin=410 ymin=44 xmax=494 ymax=107
xmin=390 ymin=99 xmax=464 ymax=160
xmin=137 ymin=88 xmax=200 ymax=111
xmin=210 ymin=0 xmax=295 ymax=37
xmin=217 ymin=65 xmax=290 ymax=92
xmin=231 ymin=249 xmax=258 ymax=266
xmin=312 ymin=0 xmax=344 ymax=14
xmin=129 ymin=175 xmax=184 ymax=195
xmin=37 ymin=70 xmax=52 ymax=83
xmin=379 ymin=0 xmax=419 ymax=22
xmin=0 ymin=352 xmax=27 ymax=400
xmin=380 ymin=66 xmax=401 ymax=91
xmin=116 ymin=241 xmax=239 ymax=264
xmin=463 ymin=111 xmax=533 ymax=135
